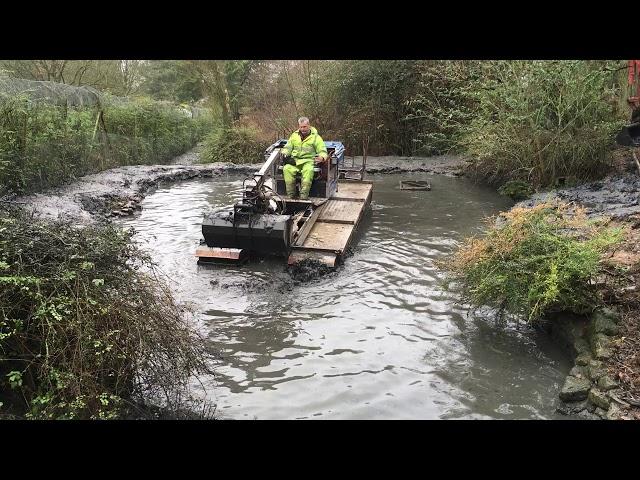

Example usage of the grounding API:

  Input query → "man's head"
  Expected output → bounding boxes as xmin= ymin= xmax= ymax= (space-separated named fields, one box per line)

xmin=298 ymin=116 xmax=311 ymax=137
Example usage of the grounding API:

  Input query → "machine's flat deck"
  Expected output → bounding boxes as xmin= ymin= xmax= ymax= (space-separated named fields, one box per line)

xmin=287 ymin=180 xmax=373 ymax=267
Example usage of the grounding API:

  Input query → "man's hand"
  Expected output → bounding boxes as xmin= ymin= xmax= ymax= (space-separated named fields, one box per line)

xmin=282 ymin=154 xmax=295 ymax=165
xmin=314 ymin=156 xmax=326 ymax=163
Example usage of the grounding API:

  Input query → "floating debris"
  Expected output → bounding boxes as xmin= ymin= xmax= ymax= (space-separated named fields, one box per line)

xmin=400 ymin=180 xmax=431 ymax=191
xmin=287 ymin=258 xmax=334 ymax=282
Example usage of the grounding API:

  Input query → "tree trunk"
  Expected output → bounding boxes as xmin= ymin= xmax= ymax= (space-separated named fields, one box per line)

xmin=211 ymin=62 xmax=232 ymax=127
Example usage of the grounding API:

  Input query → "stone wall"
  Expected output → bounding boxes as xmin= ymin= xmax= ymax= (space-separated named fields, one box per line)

xmin=548 ymin=308 xmax=625 ymax=419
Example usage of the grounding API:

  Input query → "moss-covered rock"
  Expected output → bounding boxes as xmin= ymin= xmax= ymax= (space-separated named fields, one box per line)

xmin=591 ymin=333 xmax=613 ymax=360
xmin=587 ymin=360 xmax=607 ymax=380
xmin=594 ymin=407 xmax=608 ymax=418
xmin=569 ymin=365 xmax=588 ymax=379
xmin=594 ymin=346 xmax=613 ymax=361
xmin=588 ymin=388 xmax=611 ymax=410
xmin=559 ymin=376 xmax=592 ymax=402
xmin=575 ymin=352 xmax=592 ymax=366
xmin=590 ymin=311 xmax=620 ymax=336
xmin=606 ymin=402 xmax=622 ymax=420
xmin=557 ymin=399 xmax=589 ymax=415
xmin=577 ymin=409 xmax=600 ymax=420
xmin=594 ymin=307 xmax=621 ymax=324
xmin=597 ymin=375 xmax=618 ymax=391
xmin=573 ymin=337 xmax=591 ymax=355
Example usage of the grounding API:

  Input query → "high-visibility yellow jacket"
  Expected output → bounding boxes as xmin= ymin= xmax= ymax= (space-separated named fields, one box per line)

xmin=281 ymin=126 xmax=328 ymax=166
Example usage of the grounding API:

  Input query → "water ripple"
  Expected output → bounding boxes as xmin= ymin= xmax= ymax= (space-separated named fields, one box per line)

xmin=118 ymin=172 xmax=570 ymax=419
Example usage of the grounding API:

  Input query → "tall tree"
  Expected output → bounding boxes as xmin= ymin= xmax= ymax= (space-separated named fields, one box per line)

xmin=189 ymin=61 xmax=232 ymax=127
xmin=138 ymin=60 xmax=204 ymax=102
xmin=328 ymin=60 xmax=419 ymax=155
xmin=119 ymin=60 xmax=145 ymax=95
xmin=224 ymin=60 xmax=258 ymax=122
xmin=0 ymin=60 xmax=140 ymax=96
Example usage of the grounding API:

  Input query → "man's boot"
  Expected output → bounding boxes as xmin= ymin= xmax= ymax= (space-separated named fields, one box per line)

xmin=285 ymin=182 xmax=297 ymax=198
xmin=299 ymin=181 xmax=312 ymax=200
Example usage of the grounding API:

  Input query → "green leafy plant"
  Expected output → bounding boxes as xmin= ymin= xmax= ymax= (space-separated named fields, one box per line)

xmin=7 ymin=371 xmax=22 ymax=389
xmin=497 ymin=180 xmax=535 ymax=201
xmin=0 ymin=92 xmax=214 ymax=194
xmin=443 ymin=201 xmax=625 ymax=323
xmin=0 ymin=205 xmax=212 ymax=419
xmin=461 ymin=61 xmax=626 ymax=188
xmin=200 ymin=125 xmax=269 ymax=164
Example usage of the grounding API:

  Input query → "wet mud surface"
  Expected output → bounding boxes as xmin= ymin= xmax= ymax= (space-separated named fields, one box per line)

xmin=10 ymin=149 xmax=467 ymax=224
xmin=13 ymin=162 xmax=257 ymax=224
xmin=519 ymin=174 xmax=640 ymax=219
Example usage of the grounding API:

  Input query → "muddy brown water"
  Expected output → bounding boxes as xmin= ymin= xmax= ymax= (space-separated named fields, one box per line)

xmin=119 ymin=172 xmax=571 ymax=419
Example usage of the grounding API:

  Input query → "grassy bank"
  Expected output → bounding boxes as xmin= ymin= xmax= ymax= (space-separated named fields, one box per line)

xmin=462 ymin=61 xmax=626 ymax=190
xmin=444 ymin=201 xmax=625 ymax=324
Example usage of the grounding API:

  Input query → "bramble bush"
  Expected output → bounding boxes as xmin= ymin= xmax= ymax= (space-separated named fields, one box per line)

xmin=0 ymin=205 xmax=212 ymax=419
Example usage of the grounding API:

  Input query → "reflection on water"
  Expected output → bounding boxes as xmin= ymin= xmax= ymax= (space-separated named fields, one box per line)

xmin=119 ymin=171 xmax=571 ymax=419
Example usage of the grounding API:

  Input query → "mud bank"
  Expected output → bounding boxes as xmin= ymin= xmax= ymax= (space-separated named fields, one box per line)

xmin=519 ymin=174 xmax=640 ymax=220
xmin=512 ymin=170 xmax=640 ymax=419
xmin=10 ymin=150 xmax=466 ymax=223
xmin=13 ymin=163 xmax=258 ymax=224
xmin=356 ymin=155 xmax=466 ymax=176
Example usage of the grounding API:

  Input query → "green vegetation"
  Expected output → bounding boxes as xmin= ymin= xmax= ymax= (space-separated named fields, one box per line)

xmin=404 ymin=61 xmax=480 ymax=155
xmin=200 ymin=125 xmax=269 ymax=164
xmin=497 ymin=180 xmax=535 ymax=201
xmin=183 ymin=60 xmax=629 ymax=188
xmin=101 ymin=97 xmax=212 ymax=167
xmin=0 ymin=93 xmax=214 ymax=194
xmin=0 ymin=206 xmax=211 ymax=419
xmin=1 ymin=60 xmax=636 ymax=416
xmin=462 ymin=61 xmax=626 ymax=189
xmin=444 ymin=202 xmax=624 ymax=323
xmin=3 ymin=60 xmax=631 ymax=189
xmin=138 ymin=60 xmax=205 ymax=103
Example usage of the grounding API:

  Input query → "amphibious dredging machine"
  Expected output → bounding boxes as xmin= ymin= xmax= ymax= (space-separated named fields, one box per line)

xmin=196 ymin=139 xmax=372 ymax=267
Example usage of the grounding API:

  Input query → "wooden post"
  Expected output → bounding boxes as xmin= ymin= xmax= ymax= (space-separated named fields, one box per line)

xmin=91 ymin=110 xmax=101 ymax=141
xmin=98 ymin=110 xmax=110 ymax=171
xmin=362 ymin=134 xmax=369 ymax=181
